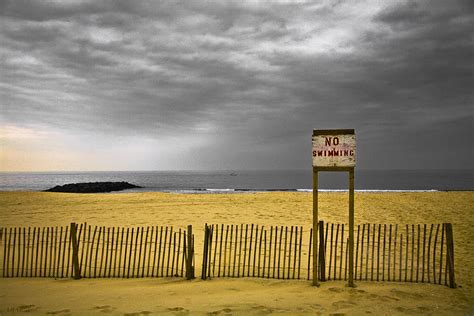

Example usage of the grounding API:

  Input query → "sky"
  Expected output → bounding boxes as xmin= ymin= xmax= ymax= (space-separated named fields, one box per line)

xmin=0 ymin=0 xmax=473 ymax=171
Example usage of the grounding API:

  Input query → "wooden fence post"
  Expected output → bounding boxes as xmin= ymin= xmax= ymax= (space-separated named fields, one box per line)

xmin=318 ymin=221 xmax=326 ymax=281
xmin=201 ymin=224 xmax=209 ymax=279
xmin=70 ymin=223 xmax=81 ymax=280
xmin=186 ymin=225 xmax=194 ymax=280
xmin=445 ymin=223 xmax=456 ymax=288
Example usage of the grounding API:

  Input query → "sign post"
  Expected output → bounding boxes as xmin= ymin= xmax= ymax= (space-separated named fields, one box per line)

xmin=312 ymin=129 xmax=356 ymax=287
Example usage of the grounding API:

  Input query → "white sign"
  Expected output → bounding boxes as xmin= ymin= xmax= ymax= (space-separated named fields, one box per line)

xmin=312 ymin=132 xmax=356 ymax=167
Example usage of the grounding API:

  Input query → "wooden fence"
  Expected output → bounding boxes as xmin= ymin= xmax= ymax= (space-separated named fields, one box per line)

xmin=201 ymin=224 xmax=305 ymax=279
xmin=0 ymin=223 xmax=195 ymax=279
xmin=312 ymin=222 xmax=455 ymax=288
xmin=0 ymin=222 xmax=455 ymax=288
xmin=201 ymin=222 xmax=455 ymax=288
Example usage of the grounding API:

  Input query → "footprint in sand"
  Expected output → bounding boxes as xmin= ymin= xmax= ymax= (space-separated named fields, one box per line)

xmin=332 ymin=300 xmax=357 ymax=310
xmin=208 ymin=307 xmax=233 ymax=315
xmin=123 ymin=311 xmax=152 ymax=316
xmin=167 ymin=307 xmax=190 ymax=314
xmin=390 ymin=289 xmax=423 ymax=299
xmin=328 ymin=287 xmax=344 ymax=293
xmin=46 ymin=309 xmax=71 ymax=315
xmin=93 ymin=305 xmax=116 ymax=313
xmin=309 ymin=303 xmax=326 ymax=313
xmin=8 ymin=304 xmax=39 ymax=313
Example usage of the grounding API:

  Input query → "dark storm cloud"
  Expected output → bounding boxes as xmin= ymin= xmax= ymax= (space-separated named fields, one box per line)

xmin=1 ymin=0 xmax=472 ymax=169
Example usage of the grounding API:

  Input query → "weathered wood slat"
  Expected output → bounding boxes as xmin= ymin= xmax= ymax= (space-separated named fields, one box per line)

xmin=427 ymin=224 xmax=433 ymax=283
xmin=282 ymin=226 xmax=287 ymax=279
xmin=382 ymin=224 xmax=386 ymax=281
xmin=433 ymin=224 xmax=440 ymax=284
xmin=360 ymin=224 xmax=365 ymax=281
xmin=365 ymin=224 xmax=370 ymax=281
xmin=355 ymin=224 xmax=359 ymax=280
xmin=328 ymin=223 xmax=333 ymax=280
xmin=445 ymin=223 xmax=455 ymax=288
xmin=269 ymin=226 xmax=273 ymax=278
xmin=422 ymin=224 xmax=426 ymax=282
xmin=388 ymin=224 xmax=391 ymax=281
xmin=307 ymin=228 xmax=311 ymax=281
xmin=399 ymin=233 xmax=403 ymax=282
xmin=258 ymin=226 xmax=263 ymax=278
xmin=341 ymin=224 xmax=345 ymax=280
xmin=298 ymin=227 xmax=303 ymax=279
xmin=277 ymin=226 xmax=283 ymax=279
xmin=373 ymin=225 xmax=377 ymax=281
xmin=318 ymin=221 xmax=325 ymax=281
xmin=232 ymin=225 xmax=237 ymax=277
xmin=263 ymin=229 xmax=267 ymax=278
xmin=273 ymin=226 xmax=278 ymax=279
xmin=254 ymin=225 xmax=259 ymax=278
xmin=222 ymin=225 xmax=229 ymax=277
xmin=393 ymin=224 xmax=398 ymax=281
xmin=416 ymin=224 xmax=420 ymax=283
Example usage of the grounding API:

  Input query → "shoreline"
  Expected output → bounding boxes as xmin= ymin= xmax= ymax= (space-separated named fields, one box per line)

xmin=2 ymin=189 xmax=474 ymax=194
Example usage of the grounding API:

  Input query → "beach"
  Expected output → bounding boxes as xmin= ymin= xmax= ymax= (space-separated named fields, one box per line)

xmin=1 ymin=191 xmax=473 ymax=314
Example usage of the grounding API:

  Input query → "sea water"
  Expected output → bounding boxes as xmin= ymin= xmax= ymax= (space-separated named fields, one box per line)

xmin=0 ymin=169 xmax=472 ymax=192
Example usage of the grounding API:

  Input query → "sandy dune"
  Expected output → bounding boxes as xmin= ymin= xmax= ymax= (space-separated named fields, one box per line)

xmin=0 ymin=191 xmax=473 ymax=314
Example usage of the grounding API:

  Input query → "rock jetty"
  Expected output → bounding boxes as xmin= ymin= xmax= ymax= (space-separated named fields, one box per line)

xmin=44 ymin=181 xmax=142 ymax=193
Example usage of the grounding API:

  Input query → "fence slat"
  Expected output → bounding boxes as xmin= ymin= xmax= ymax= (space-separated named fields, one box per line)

xmin=388 ymin=224 xmax=391 ymax=281
xmin=416 ymin=224 xmax=420 ymax=282
xmin=445 ymin=223 xmax=455 ymax=288
xmin=232 ymin=225 xmax=237 ymax=277
xmin=307 ymin=228 xmax=312 ymax=281
xmin=282 ymin=226 xmax=287 ymax=279
xmin=253 ymin=225 xmax=259 ymax=278
xmin=405 ymin=225 xmax=409 ymax=282
xmin=382 ymin=224 xmax=386 ymax=281
xmin=341 ymin=224 xmax=345 ymax=280
xmin=422 ymin=224 xmax=426 ymax=282
xmin=226 ymin=224 xmax=232 ymax=278
xmin=277 ymin=226 xmax=283 ymax=279
xmin=318 ymin=221 xmax=325 ymax=281
xmin=235 ymin=224 xmax=241 ymax=277
xmin=263 ymin=230 xmax=267 ymax=278
xmin=298 ymin=227 xmax=303 ymax=280
xmin=371 ymin=224 xmax=375 ymax=281
xmin=158 ymin=227 xmax=164 ymax=277
xmin=86 ymin=226 xmax=95 ymax=278
xmin=21 ymin=227 xmax=26 ymax=277
xmin=355 ymin=224 xmax=359 ymax=281
xmin=223 ymin=225 xmax=228 ymax=277
xmin=218 ymin=225 xmax=223 ymax=277
xmin=433 ymin=224 xmax=440 ymax=284
xmin=328 ymin=223 xmax=333 ymax=281
xmin=427 ymin=224 xmax=433 ymax=283
xmin=399 ymin=233 xmax=403 ymax=282
xmin=258 ymin=226 xmax=263 ymax=278
xmin=375 ymin=225 xmax=379 ymax=281
xmin=360 ymin=224 xmax=365 ymax=281
xmin=365 ymin=224 xmax=369 ymax=281
xmin=248 ymin=224 xmax=254 ymax=278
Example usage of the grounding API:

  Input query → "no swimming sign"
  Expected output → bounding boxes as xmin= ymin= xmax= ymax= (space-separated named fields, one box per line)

xmin=312 ymin=129 xmax=356 ymax=168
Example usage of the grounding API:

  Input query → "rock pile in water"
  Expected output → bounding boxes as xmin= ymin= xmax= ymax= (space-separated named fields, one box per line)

xmin=44 ymin=181 xmax=142 ymax=193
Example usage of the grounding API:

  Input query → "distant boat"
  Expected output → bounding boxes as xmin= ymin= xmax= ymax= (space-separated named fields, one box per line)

xmin=230 ymin=172 xmax=237 ymax=176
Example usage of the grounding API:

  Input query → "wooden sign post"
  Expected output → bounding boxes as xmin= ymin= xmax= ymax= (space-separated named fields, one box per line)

xmin=312 ymin=129 xmax=356 ymax=287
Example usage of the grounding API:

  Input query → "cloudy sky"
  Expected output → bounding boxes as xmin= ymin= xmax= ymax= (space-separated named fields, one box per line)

xmin=1 ymin=0 xmax=472 ymax=171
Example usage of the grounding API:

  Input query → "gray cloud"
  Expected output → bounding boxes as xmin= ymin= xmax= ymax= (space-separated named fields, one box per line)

xmin=1 ymin=0 xmax=472 ymax=170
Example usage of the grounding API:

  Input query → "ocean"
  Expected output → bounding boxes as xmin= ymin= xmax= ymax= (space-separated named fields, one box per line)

xmin=0 ymin=169 xmax=472 ymax=192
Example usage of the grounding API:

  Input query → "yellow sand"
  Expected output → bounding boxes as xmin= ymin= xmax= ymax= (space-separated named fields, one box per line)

xmin=0 ymin=191 xmax=473 ymax=315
